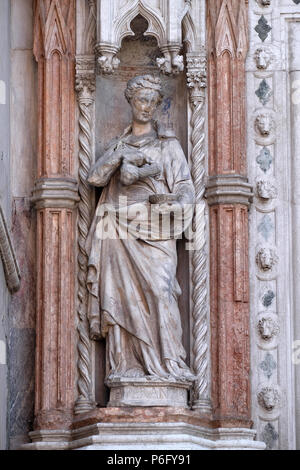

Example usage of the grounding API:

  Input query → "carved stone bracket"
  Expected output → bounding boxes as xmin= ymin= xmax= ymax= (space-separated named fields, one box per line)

xmin=0 ymin=203 xmax=21 ymax=294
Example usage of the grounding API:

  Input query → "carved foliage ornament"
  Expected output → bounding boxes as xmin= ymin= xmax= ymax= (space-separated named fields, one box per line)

xmin=186 ymin=54 xmax=207 ymax=98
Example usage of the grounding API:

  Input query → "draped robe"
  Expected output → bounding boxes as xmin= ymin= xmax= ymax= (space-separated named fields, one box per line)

xmin=86 ymin=123 xmax=195 ymax=382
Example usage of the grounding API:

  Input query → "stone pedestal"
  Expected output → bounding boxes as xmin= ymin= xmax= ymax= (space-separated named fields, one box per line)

xmin=21 ymin=408 xmax=266 ymax=450
xmin=106 ymin=379 xmax=190 ymax=408
xmin=23 ymin=422 xmax=265 ymax=450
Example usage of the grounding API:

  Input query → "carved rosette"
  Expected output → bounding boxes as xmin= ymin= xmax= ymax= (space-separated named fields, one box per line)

xmin=186 ymin=52 xmax=210 ymax=411
xmin=74 ymin=57 xmax=96 ymax=414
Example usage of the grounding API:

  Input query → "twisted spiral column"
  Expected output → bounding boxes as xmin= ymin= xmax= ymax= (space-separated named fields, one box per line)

xmin=74 ymin=76 xmax=96 ymax=414
xmin=187 ymin=54 xmax=211 ymax=411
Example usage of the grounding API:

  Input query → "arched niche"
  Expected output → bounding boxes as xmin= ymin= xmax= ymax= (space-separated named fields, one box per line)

xmin=94 ymin=14 xmax=190 ymax=406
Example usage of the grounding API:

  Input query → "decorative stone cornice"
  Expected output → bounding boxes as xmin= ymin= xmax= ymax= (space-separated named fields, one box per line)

xmin=206 ymin=176 xmax=253 ymax=206
xmin=0 ymin=204 xmax=21 ymax=293
xmin=32 ymin=178 xmax=80 ymax=209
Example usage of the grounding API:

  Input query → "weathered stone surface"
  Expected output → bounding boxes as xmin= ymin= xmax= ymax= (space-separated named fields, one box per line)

xmin=32 ymin=0 xmax=77 ymax=431
xmin=8 ymin=328 xmax=35 ymax=449
xmin=10 ymin=50 xmax=37 ymax=197
xmin=11 ymin=0 xmax=33 ymax=50
xmin=10 ymin=199 xmax=35 ymax=329
xmin=247 ymin=0 xmax=300 ymax=450
xmin=0 ymin=0 xmax=11 ymax=450
xmin=207 ymin=0 xmax=251 ymax=426
xmin=107 ymin=379 xmax=190 ymax=408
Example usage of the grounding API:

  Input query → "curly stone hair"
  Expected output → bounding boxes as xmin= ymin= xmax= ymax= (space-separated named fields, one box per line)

xmin=125 ymin=74 xmax=163 ymax=105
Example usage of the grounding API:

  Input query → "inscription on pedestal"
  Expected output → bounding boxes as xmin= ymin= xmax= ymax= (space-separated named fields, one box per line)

xmin=107 ymin=379 xmax=190 ymax=408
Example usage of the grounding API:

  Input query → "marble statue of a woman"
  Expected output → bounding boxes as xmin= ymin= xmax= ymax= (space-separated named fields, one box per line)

xmin=86 ymin=75 xmax=195 ymax=390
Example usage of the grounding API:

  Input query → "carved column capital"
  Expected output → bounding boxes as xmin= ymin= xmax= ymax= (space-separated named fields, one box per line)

xmin=186 ymin=51 xmax=207 ymax=101
xmin=75 ymin=56 xmax=96 ymax=103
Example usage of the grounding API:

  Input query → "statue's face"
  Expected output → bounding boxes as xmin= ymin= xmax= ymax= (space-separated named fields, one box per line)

xmin=131 ymin=88 xmax=160 ymax=124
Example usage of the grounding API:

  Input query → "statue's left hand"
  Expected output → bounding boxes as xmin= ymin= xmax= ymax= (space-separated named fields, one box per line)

xmin=89 ymin=319 xmax=102 ymax=341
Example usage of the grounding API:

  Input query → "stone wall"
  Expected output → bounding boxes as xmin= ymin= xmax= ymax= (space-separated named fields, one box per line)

xmin=0 ymin=0 xmax=11 ymax=451
xmin=8 ymin=0 xmax=37 ymax=450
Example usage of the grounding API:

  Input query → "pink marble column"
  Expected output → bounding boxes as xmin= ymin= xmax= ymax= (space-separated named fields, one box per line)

xmin=32 ymin=0 xmax=78 ymax=430
xmin=206 ymin=0 xmax=253 ymax=427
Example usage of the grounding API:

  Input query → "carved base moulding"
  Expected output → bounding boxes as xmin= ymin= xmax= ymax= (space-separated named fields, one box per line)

xmin=23 ymin=424 xmax=265 ymax=450
xmin=106 ymin=379 xmax=191 ymax=408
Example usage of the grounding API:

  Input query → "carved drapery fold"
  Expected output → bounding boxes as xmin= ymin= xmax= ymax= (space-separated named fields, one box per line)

xmin=0 ymin=204 xmax=20 ymax=294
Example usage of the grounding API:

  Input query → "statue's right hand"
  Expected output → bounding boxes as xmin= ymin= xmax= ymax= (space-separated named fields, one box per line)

xmin=121 ymin=149 xmax=148 ymax=167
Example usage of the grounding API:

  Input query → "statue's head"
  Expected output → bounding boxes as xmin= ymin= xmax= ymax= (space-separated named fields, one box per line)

xmin=125 ymin=75 xmax=163 ymax=124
